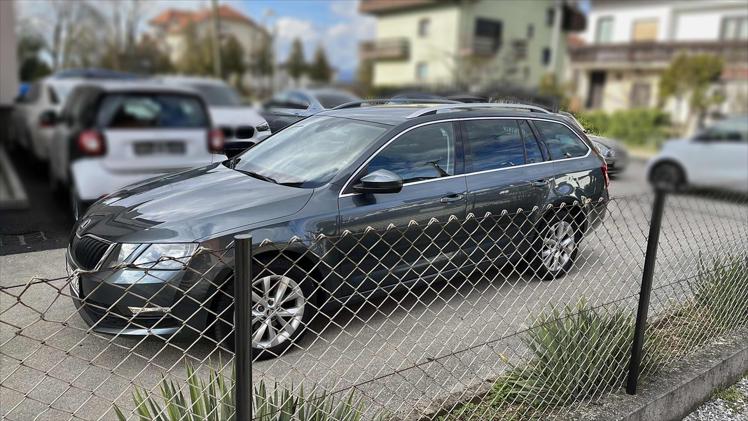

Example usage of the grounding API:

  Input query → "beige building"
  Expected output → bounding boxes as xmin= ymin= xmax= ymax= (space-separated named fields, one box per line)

xmin=569 ymin=0 xmax=748 ymax=123
xmin=359 ymin=0 xmax=585 ymax=90
xmin=149 ymin=5 xmax=270 ymax=91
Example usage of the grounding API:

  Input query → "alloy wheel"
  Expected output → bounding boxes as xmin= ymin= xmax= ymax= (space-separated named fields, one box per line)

xmin=540 ymin=221 xmax=576 ymax=273
xmin=251 ymin=275 xmax=305 ymax=349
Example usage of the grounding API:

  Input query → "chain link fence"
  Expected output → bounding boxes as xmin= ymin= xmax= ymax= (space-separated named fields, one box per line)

xmin=1 ymin=190 xmax=747 ymax=420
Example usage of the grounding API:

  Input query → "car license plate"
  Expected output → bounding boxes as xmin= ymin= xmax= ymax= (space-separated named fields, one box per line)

xmin=134 ymin=142 xmax=186 ymax=155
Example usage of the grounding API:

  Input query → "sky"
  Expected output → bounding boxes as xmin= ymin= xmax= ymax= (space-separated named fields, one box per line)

xmin=17 ymin=0 xmax=376 ymax=81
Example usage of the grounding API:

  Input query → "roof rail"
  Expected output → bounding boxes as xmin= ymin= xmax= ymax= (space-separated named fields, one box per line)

xmin=332 ymin=98 xmax=460 ymax=110
xmin=406 ymin=102 xmax=553 ymax=118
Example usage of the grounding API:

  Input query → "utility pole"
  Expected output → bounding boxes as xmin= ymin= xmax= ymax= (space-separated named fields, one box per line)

xmin=210 ymin=0 xmax=223 ymax=79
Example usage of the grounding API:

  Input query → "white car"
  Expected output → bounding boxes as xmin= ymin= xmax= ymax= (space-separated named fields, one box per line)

xmin=647 ymin=116 xmax=748 ymax=193
xmin=11 ymin=77 xmax=83 ymax=161
xmin=159 ymin=76 xmax=271 ymax=149
xmin=48 ymin=81 xmax=227 ymax=219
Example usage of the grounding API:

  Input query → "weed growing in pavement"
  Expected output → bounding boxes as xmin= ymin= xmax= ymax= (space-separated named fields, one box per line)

xmin=694 ymin=256 xmax=748 ymax=333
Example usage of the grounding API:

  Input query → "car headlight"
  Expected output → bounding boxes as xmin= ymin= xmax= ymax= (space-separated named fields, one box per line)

xmin=256 ymin=122 xmax=270 ymax=132
xmin=106 ymin=243 xmax=198 ymax=270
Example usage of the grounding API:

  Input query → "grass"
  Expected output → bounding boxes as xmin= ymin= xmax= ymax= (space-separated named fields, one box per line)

xmin=114 ymin=361 xmax=374 ymax=421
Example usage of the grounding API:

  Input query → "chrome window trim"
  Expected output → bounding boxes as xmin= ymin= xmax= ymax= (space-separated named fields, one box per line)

xmin=339 ymin=116 xmax=591 ymax=198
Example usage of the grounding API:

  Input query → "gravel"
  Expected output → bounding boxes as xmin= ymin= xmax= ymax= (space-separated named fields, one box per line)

xmin=683 ymin=376 xmax=748 ymax=421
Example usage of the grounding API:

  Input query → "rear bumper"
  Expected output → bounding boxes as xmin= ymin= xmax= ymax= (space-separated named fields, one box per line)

xmin=71 ymin=156 xmax=226 ymax=201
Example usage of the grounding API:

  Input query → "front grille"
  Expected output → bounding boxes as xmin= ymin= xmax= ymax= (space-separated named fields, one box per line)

xmin=234 ymin=126 xmax=255 ymax=140
xmin=73 ymin=236 xmax=111 ymax=270
xmin=220 ymin=126 xmax=234 ymax=139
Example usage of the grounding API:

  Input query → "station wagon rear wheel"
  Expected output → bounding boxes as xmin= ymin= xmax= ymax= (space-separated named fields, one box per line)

xmin=533 ymin=211 xmax=579 ymax=280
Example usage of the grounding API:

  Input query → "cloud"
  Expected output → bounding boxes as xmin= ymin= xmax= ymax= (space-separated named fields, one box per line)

xmin=272 ymin=0 xmax=375 ymax=78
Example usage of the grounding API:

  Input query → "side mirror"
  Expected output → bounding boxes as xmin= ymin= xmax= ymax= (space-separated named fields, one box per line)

xmin=39 ymin=110 xmax=58 ymax=128
xmin=223 ymin=140 xmax=257 ymax=159
xmin=353 ymin=169 xmax=403 ymax=194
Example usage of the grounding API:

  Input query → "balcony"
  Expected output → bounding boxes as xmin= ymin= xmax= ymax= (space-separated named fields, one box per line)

xmin=359 ymin=0 xmax=438 ymax=15
xmin=570 ymin=41 xmax=748 ymax=67
xmin=360 ymin=38 xmax=410 ymax=61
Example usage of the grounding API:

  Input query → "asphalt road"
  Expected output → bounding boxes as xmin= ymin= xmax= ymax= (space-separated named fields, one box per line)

xmin=1 ymin=161 xmax=747 ymax=420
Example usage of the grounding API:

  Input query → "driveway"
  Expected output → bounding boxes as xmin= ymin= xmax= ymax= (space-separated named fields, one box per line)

xmin=2 ymin=160 xmax=747 ymax=420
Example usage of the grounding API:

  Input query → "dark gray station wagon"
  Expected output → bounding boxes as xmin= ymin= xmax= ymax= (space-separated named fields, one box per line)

xmin=68 ymin=102 xmax=609 ymax=358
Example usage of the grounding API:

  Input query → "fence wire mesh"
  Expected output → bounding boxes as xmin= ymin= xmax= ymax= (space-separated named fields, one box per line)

xmin=1 ymin=191 xmax=746 ymax=421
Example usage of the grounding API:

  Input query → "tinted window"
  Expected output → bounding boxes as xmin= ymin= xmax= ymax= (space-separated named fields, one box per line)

xmin=315 ymin=92 xmax=359 ymax=109
xmin=534 ymin=120 xmax=588 ymax=159
xmin=368 ymin=122 xmax=456 ymax=183
xmin=97 ymin=94 xmax=209 ymax=128
xmin=465 ymin=119 xmax=525 ymax=171
xmin=189 ymin=83 xmax=242 ymax=106
xmin=519 ymin=120 xmax=544 ymax=164
xmin=233 ymin=116 xmax=388 ymax=188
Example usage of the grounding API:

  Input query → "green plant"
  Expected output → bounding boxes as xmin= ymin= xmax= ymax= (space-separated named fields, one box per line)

xmin=114 ymin=362 xmax=372 ymax=421
xmin=694 ymin=256 xmax=748 ymax=332
xmin=575 ymin=109 xmax=670 ymax=148
xmin=490 ymin=301 xmax=637 ymax=409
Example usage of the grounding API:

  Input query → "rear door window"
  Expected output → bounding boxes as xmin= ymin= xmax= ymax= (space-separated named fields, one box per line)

xmin=465 ymin=119 xmax=525 ymax=171
xmin=367 ymin=122 xmax=456 ymax=183
xmin=533 ymin=120 xmax=589 ymax=159
xmin=97 ymin=94 xmax=209 ymax=128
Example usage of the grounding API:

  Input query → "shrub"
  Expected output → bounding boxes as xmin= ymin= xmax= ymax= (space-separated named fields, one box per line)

xmin=694 ymin=256 xmax=748 ymax=332
xmin=576 ymin=109 xmax=670 ymax=148
xmin=114 ymin=362 xmax=371 ymax=421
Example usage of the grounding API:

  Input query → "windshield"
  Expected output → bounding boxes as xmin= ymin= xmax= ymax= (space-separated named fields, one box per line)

xmin=98 ymin=93 xmax=209 ymax=128
xmin=232 ymin=116 xmax=389 ymax=187
xmin=699 ymin=117 xmax=748 ymax=141
xmin=315 ymin=92 xmax=360 ymax=108
xmin=189 ymin=83 xmax=242 ymax=106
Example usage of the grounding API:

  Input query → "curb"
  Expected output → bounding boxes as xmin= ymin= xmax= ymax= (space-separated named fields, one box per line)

xmin=577 ymin=329 xmax=748 ymax=421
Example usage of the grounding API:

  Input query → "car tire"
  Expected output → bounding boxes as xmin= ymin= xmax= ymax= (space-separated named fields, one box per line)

xmin=213 ymin=257 xmax=315 ymax=360
xmin=531 ymin=210 xmax=580 ymax=280
xmin=649 ymin=162 xmax=685 ymax=190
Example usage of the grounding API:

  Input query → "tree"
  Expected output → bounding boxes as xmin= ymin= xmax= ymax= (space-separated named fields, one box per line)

xmin=308 ymin=45 xmax=332 ymax=83
xmin=255 ymin=40 xmax=274 ymax=77
xmin=175 ymin=23 xmax=213 ymax=75
xmin=659 ymin=54 xmax=725 ymax=129
xmin=356 ymin=58 xmax=374 ymax=95
xmin=286 ymin=38 xmax=306 ymax=86
xmin=221 ymin=35 xmax=247 ymax=85
xmin=17 ymin=31 xmax=52 ymax=82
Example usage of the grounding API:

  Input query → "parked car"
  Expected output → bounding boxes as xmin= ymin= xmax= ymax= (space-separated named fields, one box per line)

xmin=559 ymin=111 xmax=628 ymax=175
xmin=160 ymin=76 xmax=271 ymax=156
xmin=648 ymin=116 xmax=748 ymax=192
xmin=48 ymin=81 xmax=226 ymax=220
xmin=260 ymin=88 xmax=360 ymax=132
xmin=68 ymin=102 xmax=609 ymax=358
xmin=10 ymin=77 xmax=84 ymax=161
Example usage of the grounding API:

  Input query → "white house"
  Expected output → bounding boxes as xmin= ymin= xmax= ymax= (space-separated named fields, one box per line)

xmin=568 ymin=0 xmax=748 ymax=124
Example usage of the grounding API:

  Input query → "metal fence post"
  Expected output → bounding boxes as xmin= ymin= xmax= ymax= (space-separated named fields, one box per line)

xmin=626 ymin=188 xmax=667 ymax=395
xmin=234 ymin=234 xmax=253 ymax=420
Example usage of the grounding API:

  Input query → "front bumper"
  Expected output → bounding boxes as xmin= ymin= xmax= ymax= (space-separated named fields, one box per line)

xmin=66 ymin=249 xmax=217 ymax=337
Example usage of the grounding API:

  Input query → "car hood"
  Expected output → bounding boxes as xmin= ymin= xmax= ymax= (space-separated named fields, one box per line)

xmin=79 ymin=163 xmax=313 ymax=243
xmin=209 ymin=106 xmax=267 ymax=127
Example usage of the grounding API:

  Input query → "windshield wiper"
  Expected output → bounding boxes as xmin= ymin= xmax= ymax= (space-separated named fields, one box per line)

xmin=236 ymin=169 xmax=279 ymax=184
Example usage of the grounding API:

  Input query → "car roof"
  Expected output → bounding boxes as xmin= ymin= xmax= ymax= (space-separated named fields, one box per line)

xmin=317 ymin=104 xmax=570 ymax=127
xmin=158 ymin=75 xmax=228 ymax=86
xmin=72 ymin=80 xmax=201 ymax=95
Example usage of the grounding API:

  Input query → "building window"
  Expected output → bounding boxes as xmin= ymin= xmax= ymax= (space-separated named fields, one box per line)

xmin=721 ymin=16 xmax=748 ymax=40
xmin=546 ymin=8 xmax=555 ymax=26
xmin=512 ymin=39 xmax=528 ymax=60
xmin=475 ymin=18 xmax=502 ymax=53
xmin=416 ymin=62 xmax=428 ymax=81
xmin=527 ymin=23 xmax=534 ymax=39
xmin=632 ymin=19 xmax=658 ymax=42
xmin=418 ymin=18 xmax=431 ymax=37
xmin=595 ymin=17 xmax=614 ymax=43
xmin=629 ymin=82 xmax=652 ymax=108
xmin=541 ymin=47 xmax=551 ymax=65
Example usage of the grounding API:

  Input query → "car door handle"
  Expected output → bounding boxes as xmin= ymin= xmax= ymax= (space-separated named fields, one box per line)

xmin=529 ymin=179 xmax=550 ymax=187
xmin=440 ymin=193 xmax=464 ymax=203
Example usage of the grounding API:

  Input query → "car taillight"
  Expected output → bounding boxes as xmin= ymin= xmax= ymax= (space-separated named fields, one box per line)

xmin=208 ymin=129 xmax=225 ymax=153
xmin=77 ymin=130 xmax=105 ymax=156
xmin=601 ymin=163 xmax=610 ymax=189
